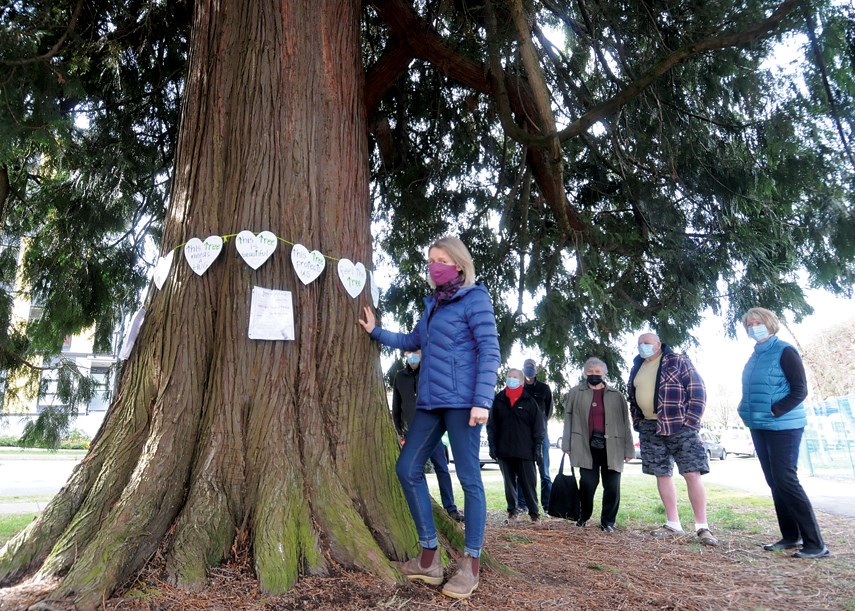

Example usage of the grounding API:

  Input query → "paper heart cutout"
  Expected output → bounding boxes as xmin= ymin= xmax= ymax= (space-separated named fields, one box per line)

xmin=291 ymin=243 xmax=326 ymax=285
xmin=235 ymin=230 xmax=277 ymax=270
xmin=119 ymin=307 xmax=146 ymax=360
xmin=184 ymin=235 xmax=224 ymax=275
xmin=153 ymin=251 xmax=174 ymax=290
xmin=370 ymin=270 xmax=380 ymax=308
xmin=337 ymin=259 xmax=367 ymax=299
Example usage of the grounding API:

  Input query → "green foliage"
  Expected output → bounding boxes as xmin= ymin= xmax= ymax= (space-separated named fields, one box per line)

xmin=1 ymin=0 xmax=853 ymax=403
xmin=0 ymin=426 xmax=90 ymax=449
xmin=369 ymin=0 xmax=855 ymax=389
xmin=0 ymin=1 xmax=189 ymax=430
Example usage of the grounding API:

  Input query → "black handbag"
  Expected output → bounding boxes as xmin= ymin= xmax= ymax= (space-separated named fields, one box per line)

xmin=547 ymin=453 xmax=581 ymax=520
xmin=590 ymin=431 xmax=606 ymax=450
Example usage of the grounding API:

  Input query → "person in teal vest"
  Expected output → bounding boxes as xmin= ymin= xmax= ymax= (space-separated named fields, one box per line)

xmin=737 ymin=307 xmax=829 ymax=559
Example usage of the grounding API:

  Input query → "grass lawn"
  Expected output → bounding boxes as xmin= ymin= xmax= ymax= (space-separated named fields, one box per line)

xmin=431 ymin=469 xmax=776 ymax=533
xmin=0 ymin=472 xmax=777 ymax=548
xmin=0 ymin=513 xmax=38 ymax=546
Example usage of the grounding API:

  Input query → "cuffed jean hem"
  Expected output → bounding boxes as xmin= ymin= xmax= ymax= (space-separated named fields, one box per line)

xmin=463 ymin=546 xmax=481 ymax=558
xmin=398 ymin=408 xmax=486 ymax=553
xmin=419 ymin=536 xmax=439 ymax=550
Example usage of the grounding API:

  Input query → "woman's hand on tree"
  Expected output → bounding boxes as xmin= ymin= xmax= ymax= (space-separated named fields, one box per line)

xmin=358 ymin=306 xmax=376 ymax=333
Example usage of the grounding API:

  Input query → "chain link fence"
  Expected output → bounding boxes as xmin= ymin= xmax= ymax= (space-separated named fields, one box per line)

xmin=801 ymin=395 xmax=855 ymax=480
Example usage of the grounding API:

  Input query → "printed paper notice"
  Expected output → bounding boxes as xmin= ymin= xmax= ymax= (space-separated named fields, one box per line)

xmin=248 ymin=286 xmax=295 ymax=340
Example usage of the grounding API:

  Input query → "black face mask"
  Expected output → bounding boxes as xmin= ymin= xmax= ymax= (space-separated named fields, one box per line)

xmin=586 ymin=374 xmax=603 ymax=386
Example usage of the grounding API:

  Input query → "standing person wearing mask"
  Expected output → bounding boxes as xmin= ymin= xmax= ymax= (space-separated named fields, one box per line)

xmin=628 ymin=333 xmax=719 ymax=546
xmin=517 ymin=358 xmax=553 ymax=514
xmin=562 ymin=358 xmax=634 ymax=531
xmin=358 ymin=236 xmax=500 ymax=600
xmin=392 ymin=349 xmax=464 ymax=523
xmin=487 ymin=368 xmax=545 ymax=523
xmin=738 ymin=307 xmax=829 ymax=558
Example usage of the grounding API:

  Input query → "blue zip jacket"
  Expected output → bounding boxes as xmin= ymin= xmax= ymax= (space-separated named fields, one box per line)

xmin=738 ymin=335 xmax=807 ymax=431
xmin=370 ymin=283 xmax=500 ymax=410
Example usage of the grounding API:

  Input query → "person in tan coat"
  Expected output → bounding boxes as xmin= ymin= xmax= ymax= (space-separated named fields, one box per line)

xmin=562 ymin=357 xmax=634 ymax=531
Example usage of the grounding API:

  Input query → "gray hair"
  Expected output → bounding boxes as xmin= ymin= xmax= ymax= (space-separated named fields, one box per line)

xmin=583 ymin=357 xmax=608 ymax=376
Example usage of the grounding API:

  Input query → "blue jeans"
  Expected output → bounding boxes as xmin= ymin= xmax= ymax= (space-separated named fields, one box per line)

xmin=428 ymin=442 xmax=458 ymax=513
xmin=751 ymin=428 xmax=825 ymax=550
xmin=517 ymin=435 xmax=553 ymax=511
xmin=397 ymin=408 xmax=485 ymax=557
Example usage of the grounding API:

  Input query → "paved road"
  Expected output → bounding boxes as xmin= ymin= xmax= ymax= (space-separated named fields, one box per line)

xmin=1 ymin=448 xmax=853 ymax=517
xmin=0 ymin=453 xmax=82 ymax=514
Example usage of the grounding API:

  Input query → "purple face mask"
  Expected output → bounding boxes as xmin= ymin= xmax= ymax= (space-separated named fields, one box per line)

xmin=429 ymin=262 xmax=460 ymax=286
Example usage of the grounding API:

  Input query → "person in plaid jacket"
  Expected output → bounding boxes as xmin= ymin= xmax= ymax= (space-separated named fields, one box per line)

xmin=627 ymin=332 xmax=718 ymax=547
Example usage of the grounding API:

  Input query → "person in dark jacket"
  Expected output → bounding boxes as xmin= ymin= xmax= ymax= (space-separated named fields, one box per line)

xmin=738 ymin=307 xmax=829 ymax=559
xmin=488 ymin=368 xmax=545 ymax=522
xmin=562 ymin=358 xmax=634 ymax=531
xmin=359 ymin=236 xmax=500 ymax=600
xmin=393 ymin=349 xmax=463 ymax=522
xmin=516 ymin=358 xmax=553 ymax=513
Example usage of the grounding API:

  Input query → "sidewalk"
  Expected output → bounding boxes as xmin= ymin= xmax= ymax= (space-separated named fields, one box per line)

xmin=701 ymin=460 xmax=855 ymax=517
xmin=2 ymin=450 xmax=854 ymax=517
xmin=0 ymin=501 xmax=48 ymax=515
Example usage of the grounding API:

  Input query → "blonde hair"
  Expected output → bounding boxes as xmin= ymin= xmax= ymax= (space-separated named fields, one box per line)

xmin=741 ymin=307 xmax=781 ymax=334
xmin=428 ymin=236 xmax=476 ymax=287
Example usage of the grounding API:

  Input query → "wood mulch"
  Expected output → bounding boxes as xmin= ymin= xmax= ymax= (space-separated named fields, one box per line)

xmin=109 ymin=510 xmax=854 ymax=611
xmin=3 ymin=510 xmax=853 ymax=610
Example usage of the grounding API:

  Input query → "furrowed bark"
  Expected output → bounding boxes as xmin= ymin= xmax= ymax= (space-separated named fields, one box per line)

xmin=0 ymin=332 xmax=156 ymax=586
xmin=2 ymin=1 xmax=422 ymax=607
xmin=36 ymin=276 xmax=217 ymax=608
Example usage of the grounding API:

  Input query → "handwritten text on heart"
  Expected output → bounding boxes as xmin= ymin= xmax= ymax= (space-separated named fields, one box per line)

xmin=184 ymin=236 xmax=224 ymax=275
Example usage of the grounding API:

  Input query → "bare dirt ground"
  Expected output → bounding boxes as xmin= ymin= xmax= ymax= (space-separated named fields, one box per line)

xmin=3 ymin=509 xmax=853 ymax=610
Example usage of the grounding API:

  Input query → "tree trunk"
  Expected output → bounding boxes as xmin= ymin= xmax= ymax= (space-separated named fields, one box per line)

xmin=0 ymin=0 xmax=416 ymax=607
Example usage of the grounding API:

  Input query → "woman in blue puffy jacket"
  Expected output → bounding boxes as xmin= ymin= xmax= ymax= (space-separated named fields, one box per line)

xmin=738 ymin=307 xmax=828 ymax=559
xmin=359 ymin=236 xmax=500 ymax=600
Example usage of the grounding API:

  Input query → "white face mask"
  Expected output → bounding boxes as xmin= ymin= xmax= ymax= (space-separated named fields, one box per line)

xmin=748 ymin=324 xmax=770 ymax=342
xmin=638 ymin=343 xmax=656 ymax=358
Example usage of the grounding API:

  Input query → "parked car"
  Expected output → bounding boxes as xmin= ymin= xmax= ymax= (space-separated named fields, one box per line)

xmin=444 ymin=428 xmax=498 ymax=468
xmin=700 ymin=431 xmax=727 ymax=460
xmin=548 ymin=419 xmax=564 ymax=449
xmin=720 ymin=428 xmax=755 ymax=457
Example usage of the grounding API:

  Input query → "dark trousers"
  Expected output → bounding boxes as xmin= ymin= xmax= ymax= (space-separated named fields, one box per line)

xmin=499 ymin=457 xmax=539 ymax=518
xmin=428 ymin=442 xmax=458 ymax=513
xmin=751 ymin=427 xmax=825 ymax=550
xmin=517 ymin=438 xmax=552 ymax=510
xmin=578 ymin=447 xmax=622 ymax=527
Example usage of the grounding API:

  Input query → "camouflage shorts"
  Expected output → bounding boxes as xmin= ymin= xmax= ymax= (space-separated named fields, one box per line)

xmin=637 ymin=420 xmax=709 ymax=477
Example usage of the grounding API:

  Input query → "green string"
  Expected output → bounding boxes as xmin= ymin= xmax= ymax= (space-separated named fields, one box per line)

xmin=162 ymin=232 xmax=346 ymax=263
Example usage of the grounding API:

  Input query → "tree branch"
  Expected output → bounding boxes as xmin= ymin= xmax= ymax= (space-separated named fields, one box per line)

xmin=0 ymin=166 xmax=9 ymax=225
xmin=557 ymin=0 xmax=803 ymax=141
xmin=801 ymin=0 xmax=855 ymax=168
xmin=1 ymin=345 xmax=53 ymax=371
xmin=369 ymin=0 xmax=803 ymax=239
xmin=370 ymin=0 xmax=587 ymax=233
xmin=506 ymin=0 xmax=566 ymax=206
xmin=364 ymin=37 xmax=414 ymax=116
xmin=0 ymin=0 xmax=85 ymax=66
